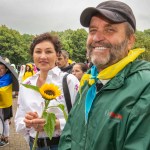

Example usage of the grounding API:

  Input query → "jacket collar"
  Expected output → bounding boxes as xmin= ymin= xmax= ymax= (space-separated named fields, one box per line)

xmin=104 ymin=59 xmax=150 ymax=90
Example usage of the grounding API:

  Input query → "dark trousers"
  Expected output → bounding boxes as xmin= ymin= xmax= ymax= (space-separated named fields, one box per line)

xmin=29 ymin=136 xmax=59 ymax=150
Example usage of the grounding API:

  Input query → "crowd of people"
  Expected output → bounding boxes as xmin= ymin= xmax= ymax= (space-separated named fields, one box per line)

xmin=0 ymin=34 xmax=88 ymax=149
xmin=0 ymin=1 xmax=150 ymax=150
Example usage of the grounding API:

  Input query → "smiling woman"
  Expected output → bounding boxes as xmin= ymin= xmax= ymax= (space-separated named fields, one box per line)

xmin=15 ymin=32 xmax=79 ymax=150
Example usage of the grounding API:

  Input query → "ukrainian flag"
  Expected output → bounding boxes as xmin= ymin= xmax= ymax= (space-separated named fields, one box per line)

xmin=0 ymin=73 xmax=13 ymax=108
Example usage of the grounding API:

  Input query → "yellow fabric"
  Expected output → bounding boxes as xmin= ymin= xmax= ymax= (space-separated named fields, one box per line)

xmin=22 ymin=63 xmax=34 ymax=81
xmin=97 ymin=48 xmax=145 ymax=80
xmin=0 ymin=84 xmax=12 ymax=108
xmin=68 ymin=59 xmax=75 ymax=64
xmin=22 ymin=72 xmax=34 ymax=81
xmin=80 ymin=74 xmax=91 ymax=87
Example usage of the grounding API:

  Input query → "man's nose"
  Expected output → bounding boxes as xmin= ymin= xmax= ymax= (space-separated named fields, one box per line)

xmin=72 ymin=72 xmax=75 ymax=75
xmin=93 ymin=31 xmax=105 ymax=42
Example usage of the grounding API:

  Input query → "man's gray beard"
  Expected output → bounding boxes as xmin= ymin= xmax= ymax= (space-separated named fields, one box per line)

xmin=87 ymin=38 xmax=129 ymax=69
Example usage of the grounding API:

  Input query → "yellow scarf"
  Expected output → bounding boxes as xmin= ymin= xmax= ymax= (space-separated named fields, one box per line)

xmin=98 ymin=48 xmax=145 ymax=79
xmin=80 ymin=48 xmax=145 ymax=87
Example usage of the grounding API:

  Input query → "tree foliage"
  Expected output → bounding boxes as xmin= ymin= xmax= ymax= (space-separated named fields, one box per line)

xmin=0 ymin=25 xmax=150 ymax=66
xmin=0 ymin=25 xmax=34 ymax=65
xmin=51 ymin=29 xmax=88 ymax=62
xmin=134 ymin=29 xmax=150 ymax=61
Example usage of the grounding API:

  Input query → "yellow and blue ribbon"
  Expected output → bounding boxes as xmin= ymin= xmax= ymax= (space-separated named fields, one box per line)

xmin=85 ymin=65 xmax=98 ymax=123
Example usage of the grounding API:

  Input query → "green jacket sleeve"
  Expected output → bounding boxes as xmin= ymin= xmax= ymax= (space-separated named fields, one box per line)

xmin=123 ymin=87 xmax=150 ymax=150
xmin=58 ymin=117 xmax=72 ymax=150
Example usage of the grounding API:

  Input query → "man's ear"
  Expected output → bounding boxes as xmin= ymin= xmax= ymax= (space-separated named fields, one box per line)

xmin=127 ymin=34 xmax=135 ymax=50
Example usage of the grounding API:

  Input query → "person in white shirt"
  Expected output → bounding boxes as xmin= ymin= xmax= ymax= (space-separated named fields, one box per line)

xmin=15 ymin=33 xmax=79 ymax=150
xmin=18 ymin=64 xmax=25 ymax=84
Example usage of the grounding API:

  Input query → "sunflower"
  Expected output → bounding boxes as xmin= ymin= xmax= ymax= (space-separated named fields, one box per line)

xmin=39 ymin=83 xmax=61 ymax=100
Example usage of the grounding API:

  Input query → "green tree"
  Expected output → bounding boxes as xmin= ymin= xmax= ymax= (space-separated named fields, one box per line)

xmin=0 ymin=25 xmax=34 ymax=65
xmin=134 ymin=29 xmax=150 ymax=61
xmin=1 ymin=24 xmax=150 ymax=65
xmin=52 ymin=29 xmax=88 ymax=62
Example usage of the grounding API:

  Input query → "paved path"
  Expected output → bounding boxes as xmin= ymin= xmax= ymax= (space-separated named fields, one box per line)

xmin=3 ymin=98 xmax=30 ymax=150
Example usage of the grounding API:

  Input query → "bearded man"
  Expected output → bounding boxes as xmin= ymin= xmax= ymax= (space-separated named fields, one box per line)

xmin=59 ymin=1 xmax=150 ymax=150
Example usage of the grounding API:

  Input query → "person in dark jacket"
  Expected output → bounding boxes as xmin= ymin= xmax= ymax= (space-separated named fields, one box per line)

xmin=59 ymin=1 xmax=150 ymax=150
xmin=56 ymin=50 xmax=74 ymax=73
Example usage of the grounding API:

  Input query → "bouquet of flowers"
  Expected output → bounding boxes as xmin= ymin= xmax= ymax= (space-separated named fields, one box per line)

xmin=22 ymin=83 xmax=67 ymax=150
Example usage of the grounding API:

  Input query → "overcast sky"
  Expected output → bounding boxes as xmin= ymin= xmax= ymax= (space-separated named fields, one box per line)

xmin=0 ymin=0 xmax=149 ymax=35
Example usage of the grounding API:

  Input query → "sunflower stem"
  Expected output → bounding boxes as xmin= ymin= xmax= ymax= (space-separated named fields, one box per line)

xmin=32 ymin=100 xmax=50 ymax=150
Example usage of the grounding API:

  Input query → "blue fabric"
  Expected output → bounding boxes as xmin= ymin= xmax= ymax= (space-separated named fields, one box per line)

xmin=85 ymin=66 xmax=98 ymax=123
xmin=0 ymin=73 xmax=12 ymax=87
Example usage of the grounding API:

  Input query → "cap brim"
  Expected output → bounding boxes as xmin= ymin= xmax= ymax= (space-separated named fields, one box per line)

xmin=80 ymin=7 xmax=126 ymax=27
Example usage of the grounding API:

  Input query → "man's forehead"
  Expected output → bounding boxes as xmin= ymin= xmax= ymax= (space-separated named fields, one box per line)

xmin=0 ymin=64 xmax=5 ymax=67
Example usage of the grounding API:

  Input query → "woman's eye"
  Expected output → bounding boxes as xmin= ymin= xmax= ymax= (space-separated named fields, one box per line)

xmin=46 ymin=51 xmax=52 ymax=54
xmin=35 ymin=51 xmax=41 ymax=54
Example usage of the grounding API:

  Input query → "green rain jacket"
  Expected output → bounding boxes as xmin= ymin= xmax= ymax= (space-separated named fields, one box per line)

xmin=59 ymin=60 xmax=150 ymax=150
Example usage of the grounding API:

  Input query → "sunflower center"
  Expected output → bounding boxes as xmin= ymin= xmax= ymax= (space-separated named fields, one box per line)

xmin=45 ymin=90 xmax=54 ymax=96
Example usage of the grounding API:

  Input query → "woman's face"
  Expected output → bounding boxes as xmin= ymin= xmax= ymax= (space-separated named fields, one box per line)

xmin=72 ymin=64 xmax=84 ymax=81
xmin=33 ymin=41 xmax=58 ymax=72
xmin=0 ymin=64 xmax=8 ymax=77
xmin=26 ymin=65 xmax=30 ymax=71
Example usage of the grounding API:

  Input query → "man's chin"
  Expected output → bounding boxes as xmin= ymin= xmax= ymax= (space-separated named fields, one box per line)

xmin=92 ymin=60 xmax=110 ymax=70
xmin=92 ymin=59 xmax=107 ymax=66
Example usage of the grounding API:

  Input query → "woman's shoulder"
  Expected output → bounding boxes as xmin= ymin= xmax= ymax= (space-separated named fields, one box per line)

xmin=62 ymin=73 xmax=79 ymax=85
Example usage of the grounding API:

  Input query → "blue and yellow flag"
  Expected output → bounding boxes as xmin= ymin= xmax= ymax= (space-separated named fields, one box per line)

xmin=0 ymin=73 xmax=13 ymax=108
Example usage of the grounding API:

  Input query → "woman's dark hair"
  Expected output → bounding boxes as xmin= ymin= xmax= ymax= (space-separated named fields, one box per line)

xmin=30 ymin=32 xmax=62 ymax=56
xmin=76 ymin=63 xmax=88 ymax=73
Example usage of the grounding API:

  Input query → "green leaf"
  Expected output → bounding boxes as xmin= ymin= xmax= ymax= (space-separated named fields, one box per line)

xmin=44 ymin=113 xmax=56 ymax=140
xmin=57 ymin=104 xmax=68 ymax=120
xmin=22 ymin=84 xmax=39 ymax=92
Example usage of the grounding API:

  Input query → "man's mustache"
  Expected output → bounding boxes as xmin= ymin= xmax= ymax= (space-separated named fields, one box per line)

xmin=87 ymin=41 xmax=112 ymax=50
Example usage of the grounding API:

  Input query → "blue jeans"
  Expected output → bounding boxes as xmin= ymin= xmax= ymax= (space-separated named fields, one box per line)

xmin=29 ymin=140 xmax=58 ymax=150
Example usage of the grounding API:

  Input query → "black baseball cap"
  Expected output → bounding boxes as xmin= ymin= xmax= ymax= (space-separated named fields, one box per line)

xmin=80 ymin=0 xmax=136 ymax=31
